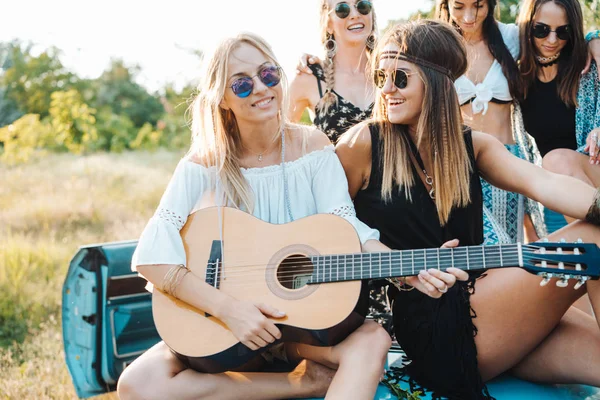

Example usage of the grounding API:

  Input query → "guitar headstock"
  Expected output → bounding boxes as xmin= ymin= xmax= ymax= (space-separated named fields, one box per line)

xmin=522 ymin=239 xmax=600 ymax=289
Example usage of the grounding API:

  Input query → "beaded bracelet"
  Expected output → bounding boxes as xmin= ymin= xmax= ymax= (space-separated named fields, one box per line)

xmin=586 ymin=30 xmax=600 ymax=42
xmin=585 ymin=188 xmax=600 ymax=226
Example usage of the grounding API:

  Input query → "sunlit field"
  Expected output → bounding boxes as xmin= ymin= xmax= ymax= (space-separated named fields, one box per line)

xmin=0 ymin=150 xmax=182 ymax=399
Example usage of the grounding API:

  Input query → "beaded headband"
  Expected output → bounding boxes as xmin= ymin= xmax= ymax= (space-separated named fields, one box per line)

xmin=379 ymin=51 xmax=453 ymax=79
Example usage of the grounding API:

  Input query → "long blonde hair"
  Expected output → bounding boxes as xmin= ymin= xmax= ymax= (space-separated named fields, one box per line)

xmin=318 ymin=0 xmax=378 ymax=114
xmin=372 ymin=20 xmax=471 ymax=225
xmin=187 ymin=32 xmax=290 ymax=212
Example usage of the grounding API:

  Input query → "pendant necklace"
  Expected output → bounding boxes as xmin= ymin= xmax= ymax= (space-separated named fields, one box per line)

xmin=406 ymin=137 xmax=435 ymax=200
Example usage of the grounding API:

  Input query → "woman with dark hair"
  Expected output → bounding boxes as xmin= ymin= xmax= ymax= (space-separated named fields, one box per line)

xmin=435 ymin=0 xmax=547 ymax=245
xmin=337 ymin=18 xmax=600 ymax=400
xmin=519 ymin=0 xmax=600 ymax=192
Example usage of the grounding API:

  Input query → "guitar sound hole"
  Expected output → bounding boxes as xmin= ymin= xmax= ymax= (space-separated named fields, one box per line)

xmin=277 ymin=255 xmax=314 ymax=290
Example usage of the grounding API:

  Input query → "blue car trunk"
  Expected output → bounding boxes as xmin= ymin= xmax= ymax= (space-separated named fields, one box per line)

xmin=62 ymin=241 xmax=600 ymax=399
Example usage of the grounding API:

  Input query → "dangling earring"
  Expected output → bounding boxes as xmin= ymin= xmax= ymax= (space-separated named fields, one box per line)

xmin=325 ymin=35 xmax=337 ymax=59
xmin=366 ymin=33 xmax=376 ymax=50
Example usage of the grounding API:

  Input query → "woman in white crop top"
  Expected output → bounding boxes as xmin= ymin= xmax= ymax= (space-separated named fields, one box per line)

xmin=436 ymin=0 xmax=548 ymax=247
xmin=116 ymin=32 xmax=467 ymax=400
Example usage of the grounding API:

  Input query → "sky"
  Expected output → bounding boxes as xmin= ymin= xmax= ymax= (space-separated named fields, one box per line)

xmin=1 ymin=0 xmax=432 ymax=92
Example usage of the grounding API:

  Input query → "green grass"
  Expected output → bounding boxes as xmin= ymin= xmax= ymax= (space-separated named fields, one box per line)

xmin=0 ymin=150 xmax=183 ymax=399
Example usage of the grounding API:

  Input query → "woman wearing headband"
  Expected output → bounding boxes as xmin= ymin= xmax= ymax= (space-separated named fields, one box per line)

xmin=519 ymin=0 xmax=600 ymax=195
xmin=337 ymin=19 xmax=600 ymax=399
xmin=116 ymin=32 xmax=466 ymax=400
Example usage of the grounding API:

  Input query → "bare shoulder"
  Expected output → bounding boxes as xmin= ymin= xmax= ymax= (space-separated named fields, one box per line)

xmin=287 ymin=124 xmax=332 ymax=153
xmin=336 ymin=121 xmax=372 ymax=153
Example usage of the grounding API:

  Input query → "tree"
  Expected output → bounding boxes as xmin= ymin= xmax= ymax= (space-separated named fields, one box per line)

xmin=0 ymin=41 xmax=76 ymax=121
xmin=93 ymin=59 xmax=164 ymax=128
xmin=49 ymin=90 xmax=97 ymax=154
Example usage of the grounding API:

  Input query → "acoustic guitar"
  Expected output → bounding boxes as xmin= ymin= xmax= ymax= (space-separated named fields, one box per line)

xmin=152 ymin=207 xmax=600 ymax=373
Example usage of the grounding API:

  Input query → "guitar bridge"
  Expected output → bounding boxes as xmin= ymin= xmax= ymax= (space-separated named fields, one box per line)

xmin=205 ymin=240 xmax=223 ymax=289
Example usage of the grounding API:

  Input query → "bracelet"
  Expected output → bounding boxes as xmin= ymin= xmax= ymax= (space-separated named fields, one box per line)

xmin=585 ymin=188 xmax=600 ymax=226
xmin=387 ymin=277 xmax=415 ymax=292
xmin=586 ymin=30 xmax=600 ymax=42
xmin=162 ymin=264 xmax=190 ymax=298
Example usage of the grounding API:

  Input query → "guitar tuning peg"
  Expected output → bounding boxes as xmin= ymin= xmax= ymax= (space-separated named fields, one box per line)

xmin=556 ymin=278 xmax=569 ymax=288
xmin=559 ymin=238 xmax=566 ymax=243
xmin=542 ymin=237 xmax=549 ymax=242
xmin=574 ymin=277 xmax=588 ymax=290
xmin=540 ymin=273 xmax=552 ymax=286
xmin=576 ymin=238 xmax=583 ymax=243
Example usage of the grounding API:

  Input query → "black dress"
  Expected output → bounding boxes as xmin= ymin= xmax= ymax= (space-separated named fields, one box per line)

xmin=308 ymin=63 xmax=374 ymax=143
xmin=354 ymin=123 xmax=493 ymax=400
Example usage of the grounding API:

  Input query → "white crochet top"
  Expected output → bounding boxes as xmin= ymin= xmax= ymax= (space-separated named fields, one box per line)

xmin=131 ymin=145 xmax=380 ymax=270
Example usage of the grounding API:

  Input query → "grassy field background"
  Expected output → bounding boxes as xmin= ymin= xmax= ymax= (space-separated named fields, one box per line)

xmin=0 ymin=150 xmax=183 ymax=399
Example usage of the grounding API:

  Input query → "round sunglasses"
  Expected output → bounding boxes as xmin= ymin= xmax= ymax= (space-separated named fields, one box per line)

xmin=532 ymin=23 xmax=571 ymax=41
xmin=373 ymin=69 xmax=414 ymax=90
xmin=332 ymin=0 xmax=372 ymax=19
xmin=228 ymin=65 xmax=282 ymax=98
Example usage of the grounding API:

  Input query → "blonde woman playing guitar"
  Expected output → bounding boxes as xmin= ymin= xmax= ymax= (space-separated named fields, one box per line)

xmin=116 ymin=32 xmax=467 ymax=400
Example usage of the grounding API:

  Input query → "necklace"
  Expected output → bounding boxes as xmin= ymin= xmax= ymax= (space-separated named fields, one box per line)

xmin=242 ymin=132 xmax=280 ymax=162
xmin=406 ymin=137 xmax=435 ymax=200
xmin=536 ymin=52 xmax=561 ymax=65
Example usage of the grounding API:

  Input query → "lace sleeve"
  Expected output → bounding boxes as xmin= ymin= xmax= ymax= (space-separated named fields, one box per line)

xmin=311 ymin=148 xmax=380 ymax=244
xmin=131 ymin=159 xmax=206 ymax=271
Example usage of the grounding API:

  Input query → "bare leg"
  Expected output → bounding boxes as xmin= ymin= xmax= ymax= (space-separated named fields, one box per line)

xmin=510 ymin=306 xmax=600 ymax=384
xmin=542 ymin=149 xmax=600 ymax=187
xmin=470 ymin=221 xmax=600 ymax=386
xmin=523 ymin=214 xmax=540 ymax=243
xmin=573 ymin=294 xmax=594 ymax=315
xmin=543 ymin=150 xmax=600 ymax=224
xmin=290 ymin=321 xmax=392 ymax=400
xmin=117 ymin=341 xmax=333 ymax=400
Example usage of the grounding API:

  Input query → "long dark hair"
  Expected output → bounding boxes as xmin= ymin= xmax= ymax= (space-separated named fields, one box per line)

xmin=517 ymin=0 xmax=587 ymax=106
xmin=436 ymin=0 xmax=523 ymax=101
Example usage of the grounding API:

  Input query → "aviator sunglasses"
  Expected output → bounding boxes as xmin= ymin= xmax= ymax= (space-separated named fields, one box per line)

xmin=228 ymin=65 xmax=282 ymax=98
xmin=373 ymin=68 xmax=414 ymax=90
xmin=332 ymin=0 xmax=373 ymax=19
xmin=532 ymin=23 xmax=571 ymax=40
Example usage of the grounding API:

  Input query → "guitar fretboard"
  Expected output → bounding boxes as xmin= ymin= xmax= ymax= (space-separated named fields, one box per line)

xmin=309 ymin=244 xmax=522 ymax=284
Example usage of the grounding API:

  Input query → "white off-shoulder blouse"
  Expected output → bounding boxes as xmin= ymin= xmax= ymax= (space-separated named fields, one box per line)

xmin=131 ymin=145 xmax=380 ymax=271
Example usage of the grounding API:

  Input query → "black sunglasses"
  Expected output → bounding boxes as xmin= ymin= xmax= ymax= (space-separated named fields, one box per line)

xmin=228 ymin=65 xmax=282 ymax=98
xmin=532 ymin=23 xmax=571 ymax=40
xmin=332 ymin=0 xmax=372 ymax=19
xmin=373 ymin=69 xmax=413 ymax=90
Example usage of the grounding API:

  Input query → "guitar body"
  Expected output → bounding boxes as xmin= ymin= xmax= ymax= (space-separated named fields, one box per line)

xmin=152 ymin=207 xmax=365 ymax=373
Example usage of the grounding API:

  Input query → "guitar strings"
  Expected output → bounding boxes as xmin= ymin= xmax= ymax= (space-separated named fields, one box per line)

xmin=197 ymin=244 xmax=533 ymax=273
xmin=200 ymin=254 xmax=582 ymax=280
xmin=195 ymin=256 xmax=587 ymax=286
xmin=198 ymin=245 xmax=576 ymax=277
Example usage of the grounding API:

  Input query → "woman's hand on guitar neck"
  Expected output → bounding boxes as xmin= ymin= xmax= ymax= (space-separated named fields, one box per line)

xmin=405 ymin=239 xmax=470 ymax=299
xmin=218 ymin=299 xmax=286 ymax=351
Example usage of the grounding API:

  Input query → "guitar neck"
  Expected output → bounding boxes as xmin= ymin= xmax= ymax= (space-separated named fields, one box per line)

xmin=309 ymin=244 xmax=523 ymax=284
